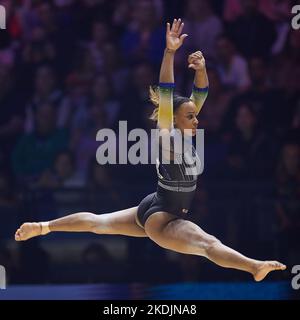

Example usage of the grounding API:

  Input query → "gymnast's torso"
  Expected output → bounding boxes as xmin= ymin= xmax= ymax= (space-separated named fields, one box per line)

xmin=155 ymin=129 xmax=201 ymax=215
xmin=136 ymin=83 xmax=207 ymax=227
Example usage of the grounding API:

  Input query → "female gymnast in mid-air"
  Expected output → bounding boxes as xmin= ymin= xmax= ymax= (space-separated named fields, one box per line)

xmin=15 ymin=19 xmax=286 ymax=281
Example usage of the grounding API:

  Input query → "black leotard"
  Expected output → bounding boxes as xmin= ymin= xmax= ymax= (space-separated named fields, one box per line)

xmin=137 ymin=83 xmax=208 ymax=227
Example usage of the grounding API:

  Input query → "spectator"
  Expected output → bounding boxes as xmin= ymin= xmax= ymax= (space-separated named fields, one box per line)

xmin=70 ymin=74 xmax=119 ymax=175
xmin=70 ymin=48 xmax=97 ymax=84
xmin=227 ymin=0 xmax=276 ymax=59
xmin=225 ymin=103 xmax=275 ymax=181
xmin=120 ymin=0 xmax=165 ymax=66
xmin=223 ymin=56 xmax=285 ymax=135
xmin=54 ymin=151 xmax=84 ymax=187
xmin=90 ymin=74 xmax=120 ymax=128
xmin=215 ymin=34 xmax=250 ymax=92
xmin=272 ymin=30 xmax=300 ymax=93
xmin=102 ymin=43 xmax=130 ymax=96
xmin=24 ymin=65 xmax=63 ymax=133
xmin=119 ymin=63 xmax=156 ymax=131
xmin=87 ymin=160 xmax=121 ymax=211
xmin=74 ymin=0 xmax=115 ymax=40
xmin=36 ymin=150 xmax=85 ymax=189
xmin=34 ymin=1 xmax=75 ymax=72
xmin=59 ymin=72 xmax=90 ymax=132
xmin=224 ymin=0 xmax=291 ymax=24
xmin=183 ymin=0 xmax=223 ymax=61
xmin=12 ymin=103 xmax=69 ymax=183
xmin=86 ymin=21 xmax=111 ymax=73
xmin=21 ymin=26 xmax=57 ymax=69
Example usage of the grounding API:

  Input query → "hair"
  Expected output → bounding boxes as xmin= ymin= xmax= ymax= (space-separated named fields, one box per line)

xmin=149 ymin=86 xmax=192 ymax=121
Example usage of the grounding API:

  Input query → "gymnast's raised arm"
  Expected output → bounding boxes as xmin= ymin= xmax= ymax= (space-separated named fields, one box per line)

xmin=188 ymin=51 xmax=209 ymax=115
xmin=156 ymin=18 xmax=188 ymax=130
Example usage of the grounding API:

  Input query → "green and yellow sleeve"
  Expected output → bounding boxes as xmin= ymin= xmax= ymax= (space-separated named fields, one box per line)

xmin=190 ymin=85 xmax=209 ymax=115
xmin=157 ymin=83 xmax=175 ymax=130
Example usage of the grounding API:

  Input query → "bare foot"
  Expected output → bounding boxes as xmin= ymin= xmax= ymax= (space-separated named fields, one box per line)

xmin=253 ymin=261 xmax=286 ymax=282
xmin=15 ymin=223 xmax=42 ymax=241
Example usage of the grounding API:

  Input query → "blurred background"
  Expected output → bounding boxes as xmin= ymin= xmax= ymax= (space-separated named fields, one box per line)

xmin=0 ymin=0 xmax=299 ymax=299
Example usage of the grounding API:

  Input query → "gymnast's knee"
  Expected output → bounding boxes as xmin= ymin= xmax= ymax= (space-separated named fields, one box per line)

xmin=202 ymin=235 xmax=222 ymax=257
xmin=89 ymin=213 xmax=108 ymax=234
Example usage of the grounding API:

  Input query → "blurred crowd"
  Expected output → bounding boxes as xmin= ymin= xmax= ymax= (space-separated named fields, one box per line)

xmin=0 ymin=0 xmax=299 ymax=285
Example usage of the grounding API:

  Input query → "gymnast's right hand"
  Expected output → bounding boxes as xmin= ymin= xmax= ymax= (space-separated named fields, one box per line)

xmin=166 ymin=18 xmax=188 ymax=52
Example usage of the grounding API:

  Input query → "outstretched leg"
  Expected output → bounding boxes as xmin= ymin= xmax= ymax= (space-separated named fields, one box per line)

xmin=144 ymin=212 xmax=286 ymax=281
xmin=15 ymin=207 xmax=147 ymax=241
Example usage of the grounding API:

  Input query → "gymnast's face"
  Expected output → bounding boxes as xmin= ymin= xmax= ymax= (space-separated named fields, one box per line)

xmin=174 ymin=101 xmax=199 ymax=136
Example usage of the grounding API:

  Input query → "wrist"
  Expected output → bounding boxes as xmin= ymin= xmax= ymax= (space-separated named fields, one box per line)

xmin=195 ymin=66 xmax=206 ymax=73
xmin=39 ymin=221 xmax=51 ymax=235
xmin=165 ymin=48 xmax=176 ymax=54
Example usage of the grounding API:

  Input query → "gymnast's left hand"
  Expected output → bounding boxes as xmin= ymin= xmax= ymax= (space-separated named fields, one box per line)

xmin=188 ymin=51 xmax=206 ymax=70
